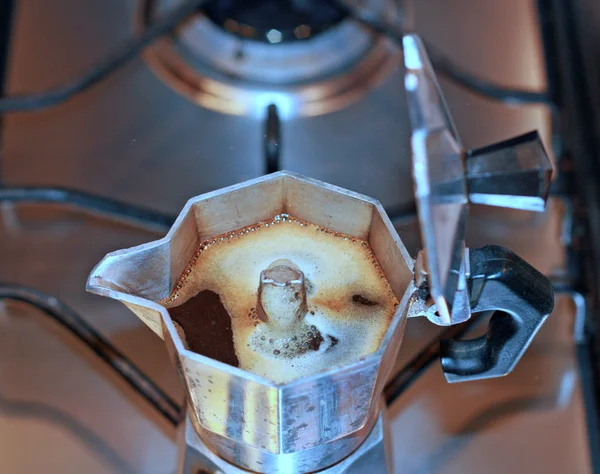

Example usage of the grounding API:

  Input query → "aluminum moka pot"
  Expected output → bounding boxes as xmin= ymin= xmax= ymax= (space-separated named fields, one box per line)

xmin=86 ymin=35 xmax=554 ymax=474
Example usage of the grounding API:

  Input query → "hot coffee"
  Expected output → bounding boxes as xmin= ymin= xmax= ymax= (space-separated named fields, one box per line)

xmin=162 ymin=214 xmax=399 ymax=383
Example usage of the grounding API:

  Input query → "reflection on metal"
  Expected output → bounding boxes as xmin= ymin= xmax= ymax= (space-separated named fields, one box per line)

xmin=0 ymin=186 xmax=176 ymax=232
xmin=554 ymin=196 xmax=574 ymax=246
xmin=0 ymin=284 xmax=182 ymax=425
xmin=571 ymin=291 xmax=587 ymax=344
xmin=552 ymin=286 xmax=587 ymax=344
xmin=138 ymin=0 xmax=401 ymax=118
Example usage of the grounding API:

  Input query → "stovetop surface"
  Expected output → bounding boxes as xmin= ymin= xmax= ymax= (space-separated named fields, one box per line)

xmin=0 ymin=0 xmax=591 ymax=473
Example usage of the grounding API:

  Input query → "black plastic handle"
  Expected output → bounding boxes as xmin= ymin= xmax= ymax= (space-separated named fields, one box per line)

xmin=440 ymin=245 xmax=554 ymax=382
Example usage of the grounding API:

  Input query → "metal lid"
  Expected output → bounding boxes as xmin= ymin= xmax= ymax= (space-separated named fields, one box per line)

xmin=402 ymin=34 xmax=553 ymax=326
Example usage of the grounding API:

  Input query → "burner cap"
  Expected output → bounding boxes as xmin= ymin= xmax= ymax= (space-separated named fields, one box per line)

xmin=203 ymin=0 xmax=347 ymax=43
xmin=140 ymin=0 xmax=402 ymax=117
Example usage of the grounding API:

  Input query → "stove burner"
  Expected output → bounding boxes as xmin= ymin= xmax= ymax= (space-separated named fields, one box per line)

xmin=140 ymin=0 xmax=401 ymax=117
xmin=202 ymin=0 xmax=346 ymax=43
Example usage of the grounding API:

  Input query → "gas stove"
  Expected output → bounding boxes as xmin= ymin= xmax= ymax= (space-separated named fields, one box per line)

xmin=0 ymin=1 xmax=596 ymax=473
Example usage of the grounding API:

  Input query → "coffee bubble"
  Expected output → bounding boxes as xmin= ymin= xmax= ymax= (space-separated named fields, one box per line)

xmin=162 ymin=215 xmax=399 ymax=383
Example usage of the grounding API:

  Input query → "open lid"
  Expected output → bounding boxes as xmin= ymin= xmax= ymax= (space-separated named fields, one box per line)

xmin=402 ymin=34 xmax=553 ymax=326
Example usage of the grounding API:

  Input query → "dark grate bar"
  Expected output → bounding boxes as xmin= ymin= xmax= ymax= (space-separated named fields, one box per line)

xmin=264 ymin=104 xmax=281 ymax=174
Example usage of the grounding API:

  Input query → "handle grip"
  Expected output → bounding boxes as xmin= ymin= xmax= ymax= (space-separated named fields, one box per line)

xmin=440 ymin=245 xmax=554 ymax=383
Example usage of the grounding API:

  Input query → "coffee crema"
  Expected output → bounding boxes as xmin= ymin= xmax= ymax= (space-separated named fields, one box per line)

xmin=161 ymin=214 xmax=399 ymax=383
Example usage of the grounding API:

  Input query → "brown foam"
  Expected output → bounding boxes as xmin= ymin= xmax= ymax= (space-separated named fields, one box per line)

xmin=168 ymin=290 xmax=239 ymax=367
xmin=161 ymin=214 xmax=399 ymax=383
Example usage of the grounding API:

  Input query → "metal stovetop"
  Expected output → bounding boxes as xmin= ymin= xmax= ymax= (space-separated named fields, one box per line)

xmin=0 ymin=0 xmax=591 ymax=473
